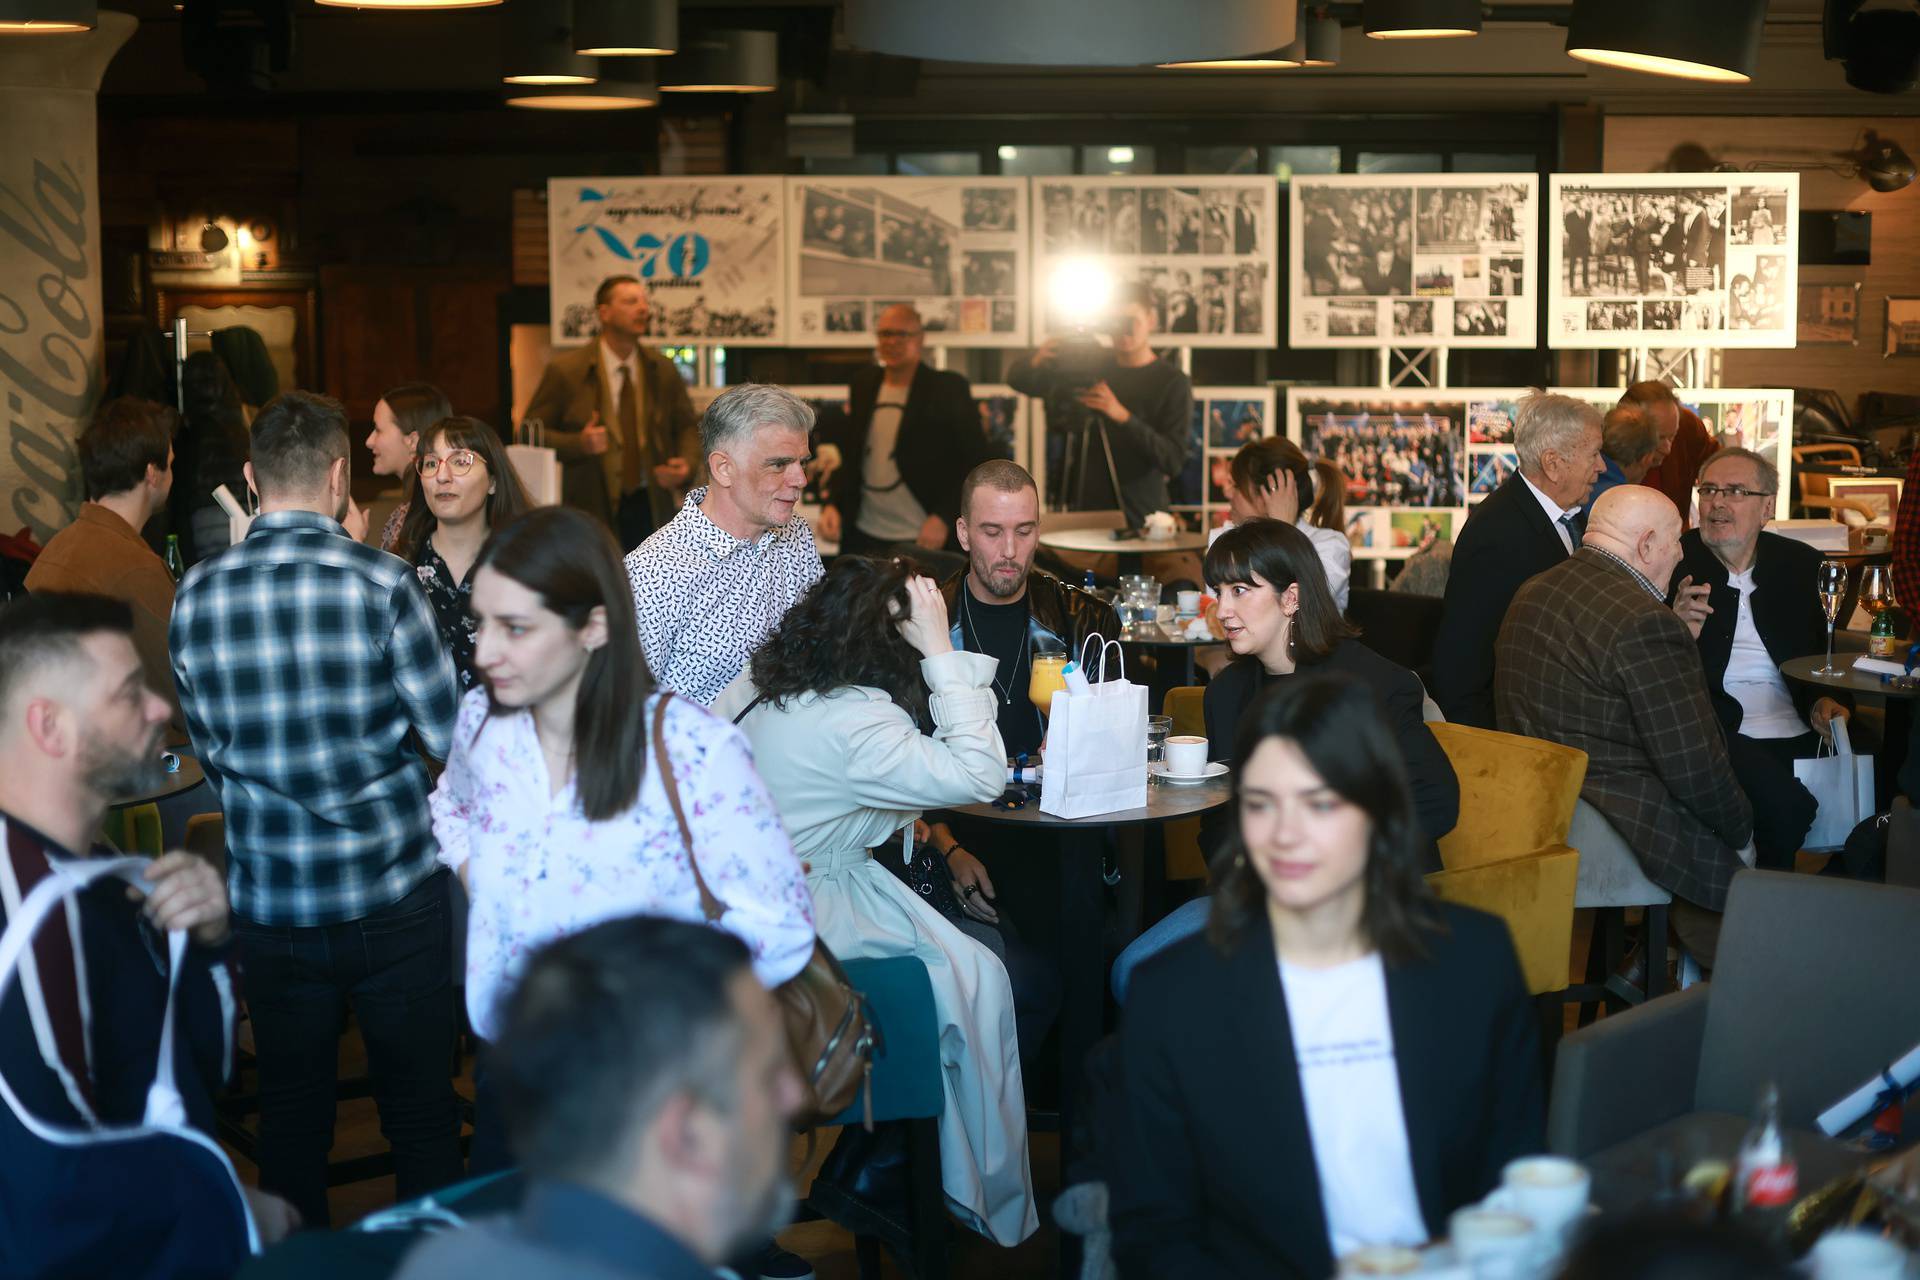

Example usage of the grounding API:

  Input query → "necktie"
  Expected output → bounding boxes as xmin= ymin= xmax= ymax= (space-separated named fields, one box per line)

xmin=1558 ymin=513 xmax=1582 ymax=552
xmin=618 ymin=364 xmax=643 ymax=494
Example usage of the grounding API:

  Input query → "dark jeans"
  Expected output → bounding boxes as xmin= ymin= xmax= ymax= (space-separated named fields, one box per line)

xmin=1725 ymin=731 xmax=1821 ymax=872
xmin=467 ymin=1039 xmax=514 ymax=1178
xmin=617 ymin=487 xmax=656 ymax=554
xmin=232 ymin=869 xmax=463 ymax=1228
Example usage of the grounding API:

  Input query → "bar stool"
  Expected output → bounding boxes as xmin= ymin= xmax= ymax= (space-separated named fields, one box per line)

xmin=1568 ymin=799 xmax=1672 ymax=1021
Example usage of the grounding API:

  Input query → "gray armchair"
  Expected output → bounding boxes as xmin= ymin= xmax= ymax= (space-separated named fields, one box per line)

xmin=1549 ymin=871 xmax=1920 ymax=1199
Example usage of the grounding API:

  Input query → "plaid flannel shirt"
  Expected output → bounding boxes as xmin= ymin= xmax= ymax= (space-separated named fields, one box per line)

xmin=170 ymin=510 xmax=460 ymax=926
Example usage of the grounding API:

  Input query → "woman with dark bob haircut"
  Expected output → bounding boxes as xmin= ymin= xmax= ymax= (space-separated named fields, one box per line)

xmin=1109 ymin=517 xmax=1458 ymax=1000
xmin=716 ymin=554 xmax=1038 ymax=1249
xmin=1109 ymin=674 xmax=1544 ymax=1279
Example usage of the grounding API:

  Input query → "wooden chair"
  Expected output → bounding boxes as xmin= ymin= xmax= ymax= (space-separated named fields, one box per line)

xmin=1162 ymin=686 xmax=1209 ymax=882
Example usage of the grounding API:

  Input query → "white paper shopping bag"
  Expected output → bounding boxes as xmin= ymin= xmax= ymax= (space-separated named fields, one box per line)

xmin=1040 ymin=635 xmax=1148 ymax=819
xmin=505 ymin=443 xmax=562 ymax=507
xmin=1794 ymin=719 xmax=1874 ymax=852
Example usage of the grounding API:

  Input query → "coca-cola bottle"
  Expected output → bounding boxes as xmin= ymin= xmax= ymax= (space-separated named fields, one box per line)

xmin=1734 ymin=1083 xmax=1799 ymax=1245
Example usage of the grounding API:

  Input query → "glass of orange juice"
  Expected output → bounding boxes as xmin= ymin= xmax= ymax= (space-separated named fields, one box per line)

xmin=1028 ymin=649 xmax=1069 ymax=720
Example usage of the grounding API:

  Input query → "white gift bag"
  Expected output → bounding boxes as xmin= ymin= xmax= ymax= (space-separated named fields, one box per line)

xmin=1040 ymin=634 xmax=1148 ymax=819
xmin=508 ymin=418 xmax=562 ymax=507
xmin=1794 ymin=719 xmax=1874 ymax=852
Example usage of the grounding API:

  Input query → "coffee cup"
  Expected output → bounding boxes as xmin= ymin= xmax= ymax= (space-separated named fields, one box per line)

xmin=1448 ymin=1207 xmax=1535 ymax=1276
xmin=1338 ymin=1245 xmax=1422 ymax=1276
xmin=1809 ymin=1229 xmax=1908 ymax=1280
xmin=1164 ymin=735 xmax=1208 ymax=777
xmin=1143 ymin=511 xmax=1178 ymax=540
xmin=1176 ymin=589 xmax=1202 ymax=617
xmin=1501 ymin=1155 xmax=1589 ymax=1241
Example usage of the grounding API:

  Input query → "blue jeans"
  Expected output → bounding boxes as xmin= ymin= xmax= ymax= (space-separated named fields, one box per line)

xmin=232 ymin=870 xmax=463 ymax=1227
xmin=1109 ymin=896 xmax=1211 ymax=1004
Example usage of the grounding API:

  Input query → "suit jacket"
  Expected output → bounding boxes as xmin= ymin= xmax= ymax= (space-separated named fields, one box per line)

xmin=829 ymin=362 xmax=987 ymax=545
xmin=1433 ymin=474 xmax=1571 ymax=729
xmin=1109 ymin=904 xmax=1544 ymax=1280
xmin=1495 ymin=549 xmax=1754 ymax=910
xmin=1202 ymin=641 xmax=1458 ymax=868
xmin=1676 ymin=529 xmax=1850 ymax=736
xmin=1683 ymin=211 xmax=1712 ymax=266
xmin=521 ymin=340 xmax=700 ymax=530
xmin=1563 ymin=209 xmax=1591 ymax=256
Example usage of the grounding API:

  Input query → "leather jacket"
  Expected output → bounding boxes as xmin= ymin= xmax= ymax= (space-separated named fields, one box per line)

xmin=939 ymin=567 xmax=1122 ymax=666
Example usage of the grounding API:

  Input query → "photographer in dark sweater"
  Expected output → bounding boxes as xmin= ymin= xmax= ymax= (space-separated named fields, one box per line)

xmin=1009 ymin=282 xmax=1193 ymax=526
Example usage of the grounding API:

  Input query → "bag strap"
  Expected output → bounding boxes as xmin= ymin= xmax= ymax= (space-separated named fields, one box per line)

xmin=1076 ymin=631 xmax=1124 ymax=683
xmin=731 ymin=692 xmax=768 ymax=726
xmin=653 ymin=692 xmax=725 ymax=923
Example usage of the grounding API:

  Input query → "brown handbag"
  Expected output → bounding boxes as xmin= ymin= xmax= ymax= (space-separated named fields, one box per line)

xmin=653 ymin=694 xmax=876 ymax=1130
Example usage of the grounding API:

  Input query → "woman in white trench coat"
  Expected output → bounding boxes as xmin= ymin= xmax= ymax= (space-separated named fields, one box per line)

xmin=716 ymin=555 xmax=1039 ymax=1249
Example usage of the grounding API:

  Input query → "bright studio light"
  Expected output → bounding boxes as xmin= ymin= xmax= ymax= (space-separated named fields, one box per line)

xmin=1049 ymin=257 xmax=1114 ymax=326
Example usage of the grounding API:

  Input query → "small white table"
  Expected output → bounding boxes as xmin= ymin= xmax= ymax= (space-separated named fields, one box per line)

xmin=1038 ymin=527 xmax=1210 ymax=576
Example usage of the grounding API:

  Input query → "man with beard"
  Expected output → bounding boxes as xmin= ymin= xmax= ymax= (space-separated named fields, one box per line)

xmin=0 ymin=593 xmax=302 ymax=1271
xmin=171 ymin=390 xmax=465 ymax=1229
xmin=396 ymin=917 xmax=804 ymax=1280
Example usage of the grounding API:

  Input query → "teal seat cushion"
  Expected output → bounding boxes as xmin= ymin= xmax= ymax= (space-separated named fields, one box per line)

xmin=827 ymin=957 xmax=941 ymax=1126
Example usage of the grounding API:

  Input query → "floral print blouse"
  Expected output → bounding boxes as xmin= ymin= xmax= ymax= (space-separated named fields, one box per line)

xmin=414 ymin=543 xmax=478 ymax=691
xmin=429 ymin=686 xmax=815 ymax=1040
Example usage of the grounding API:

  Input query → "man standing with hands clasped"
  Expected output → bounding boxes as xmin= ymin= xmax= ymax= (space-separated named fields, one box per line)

xmin=524 ymin=275 xmax=701 ymax=552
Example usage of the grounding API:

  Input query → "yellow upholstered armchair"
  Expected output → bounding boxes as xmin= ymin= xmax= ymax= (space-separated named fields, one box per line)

xmin=1424 ymin=723 xmax=1587 ymax=997
xmin=1163 ymin=686 xmax=1211 ymax=882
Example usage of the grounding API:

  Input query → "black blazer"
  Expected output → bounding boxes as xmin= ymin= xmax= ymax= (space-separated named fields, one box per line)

xmin=1109 ymin=905 xmax=1545 ymax=1280
xmin=1202 ymin=641 xmax=1459 ymax=870
xmin=829 ymin=362 xmax=988 ymax=544
xmin=1675 ymin=529 xmax=1852 ymax=736
xmin=1433 ymin=474 xmax=1572 ymax=728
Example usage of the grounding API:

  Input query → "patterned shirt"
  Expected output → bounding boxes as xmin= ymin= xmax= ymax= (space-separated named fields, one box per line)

xmin=170 ymin=510 xmax=461 ymax=926
xmin=413 ymin=543 xmax=478 ymax=692
xmin=624 ymin=486 xmax=824 ymax=705
xmin=1583 ymin=543 xmax=1666 ymax=602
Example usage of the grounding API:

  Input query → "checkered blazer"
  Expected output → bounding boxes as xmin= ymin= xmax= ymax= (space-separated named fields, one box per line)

xmin=1494 ymin=549 xmax=1753 ymax=911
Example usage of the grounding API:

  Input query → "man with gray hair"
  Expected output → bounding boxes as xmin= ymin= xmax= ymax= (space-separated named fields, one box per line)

xmin=1590 ymin=401 xmax=1662 ymax=505
xmin=625 ymin=383 xmax=824 ymax=704
xmin=1435 ymin=391 xmax=1605 ymax=727
xmin=1675 ymin=446 xmax=1852 ymax=873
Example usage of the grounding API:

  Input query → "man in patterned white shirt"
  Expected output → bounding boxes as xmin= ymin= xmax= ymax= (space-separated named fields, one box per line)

xmin=626 ymin=384 xmax=824 ymax=705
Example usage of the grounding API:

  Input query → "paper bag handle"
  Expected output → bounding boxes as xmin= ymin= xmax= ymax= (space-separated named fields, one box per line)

xmin=1077 ymin=632 xmax=1126 ymax=683
xmin=1821 ymin=718 xmax=1855 ymax=760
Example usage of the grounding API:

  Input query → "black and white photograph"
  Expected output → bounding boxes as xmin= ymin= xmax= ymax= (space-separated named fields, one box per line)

xmin=1200 ymin=267 xmax=1231 ymax=335
xmin=1296 ymin=399 xmax=1464 ymax=508
xmin=1168 ymin=186 xmax=1202 ymax=254
xmin=1393 ymin=299 xmax=1434 ymax=338
xmin=1799 ymin=281 xmax=1861 ymax=346
xmin=1453 ymin=299 xmax=1506 ymax=337
xmin=1327 ymin=300 xmax=1378 ymax=338
xmin=1109 ymin=188 xmax=1141 ymax=254
xmin=1234 ymin=188 xmax=1262 ymax=255
xmin=1547 ymin=173 xmax=1799 ymax=349
xmin=788 ymin=177 xmax=1028 ymax=346
xmin=1141 ymin=188 xmax=1168 ymax=254
xmin=1233 ymin=262 xmax=1266 ymax=334
xmin=991 ymin=298 xmax=1017 ymax=333
xmin=1203 ymin=189 xmax=1231 ymax=255
xmin=1041 ymin=185 xmax=1072 ymax=252
xmin=1291 ymin=174 xmax=1539 ymax=349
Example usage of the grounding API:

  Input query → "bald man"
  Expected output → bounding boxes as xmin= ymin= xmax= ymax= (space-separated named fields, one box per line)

xmin=1496 ymin=486 xmax=1754 ymax=974
xmin=819 ymin=303 xmax=988 ymax=555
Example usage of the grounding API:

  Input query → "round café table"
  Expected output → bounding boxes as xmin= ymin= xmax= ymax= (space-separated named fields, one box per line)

xmin=1782 ymin=650 xmax=1917 ymax=808
xmin=1116 ymin=622 xmax=1225 ymax=688
xmin=114 ymin=751 xmax=206 ymax=808
xmin=1037 ymin=526 xmax=1210 ymax=577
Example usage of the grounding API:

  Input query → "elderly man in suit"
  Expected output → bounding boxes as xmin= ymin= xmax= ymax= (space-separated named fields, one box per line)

xmin=523 ymin=275 xmax=700 ymax=552
xmin=1675 ymin=447 xmax=1852 ymax=872
xmin=1434 ymin=392 xmax=1605 ymax=728
xmin=1497 ymin=485 xmax=1755 ymax=971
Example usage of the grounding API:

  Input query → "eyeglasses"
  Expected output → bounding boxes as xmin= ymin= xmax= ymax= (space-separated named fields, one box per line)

xmin=1695 ymin=484 xmax=1775 ymax=501
xmin=418 ymin=450 xmax=481 ymax=478
xmin=875 ymin=329 xmax=922 ymax=341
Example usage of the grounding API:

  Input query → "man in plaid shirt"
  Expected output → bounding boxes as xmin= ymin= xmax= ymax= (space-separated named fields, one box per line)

xmin=171 ymin=391 xmax=464 ymax=1228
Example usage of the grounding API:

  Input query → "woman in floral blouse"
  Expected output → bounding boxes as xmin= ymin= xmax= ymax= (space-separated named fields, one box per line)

xmin=429 ymin=505 xmax=814 ymax=1173
xmin=393 ymin=416 xmax=530 ymax=690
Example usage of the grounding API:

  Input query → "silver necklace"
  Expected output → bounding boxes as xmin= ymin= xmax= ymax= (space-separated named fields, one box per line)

xmin=960 ymin=581 xmax=1026 ymax=706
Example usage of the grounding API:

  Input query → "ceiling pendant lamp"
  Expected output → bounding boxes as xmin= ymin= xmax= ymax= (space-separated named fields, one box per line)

xmin=845 ymin=0 xmax=1293 ymax=67
xmin=658 ymin=30 xmax=778 ymax=93
xmin=573 ymin=0 xmax=675 ymax=57
xmin=1364 ymin=0 xmax=1480 ymax=40
xmin=1282 ymin=4 xmax=1340 ymax=66
xmin=506 ymin=62 xmax=655 ymax=109
xmin=0 ymin=0 xmax=94 ymax=33
xmin=1160 ymin=50 xmax=1301 ymax=70
xmin=1566 ymin=0 xmax=1766 ymax=83
xmin=316 ymin=0 xmax=499 ymax=9
xmin=502 ymin=0 xmax=595 ymax=86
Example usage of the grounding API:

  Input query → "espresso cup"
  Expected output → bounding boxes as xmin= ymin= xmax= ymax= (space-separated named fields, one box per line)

xmin=1176 ymin=589 xmax=1202 ymax=616
xmin=1501 ymin=1155 xmax=1590 ymax=1240
xmin=1164 ymin=735 xmax=1208 ymax=776
xmin=1337 ymin=1245 xmax=1423 ymax=1276
xmin=1448 ymin=1207 xmax=1535 ymax=1276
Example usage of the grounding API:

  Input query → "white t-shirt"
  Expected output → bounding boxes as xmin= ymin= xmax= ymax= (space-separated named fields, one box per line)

xmin=1207 ymin=517 xmax=1352 ymax=611
xmin=858 ymin=381 xmax=927 ymax=542
xmin=1723 ymin=568 xmax=1808 ymax=739
xmin=1280 ymin=952 xmax=1428 ymax=1258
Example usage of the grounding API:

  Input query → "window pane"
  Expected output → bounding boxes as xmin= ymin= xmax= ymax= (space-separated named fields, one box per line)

xmin=1357 ymin=151 xmax=1443 ymax=175
xmin=804 ymin=153 xmax=887 ymax=176
xmin=1188 ymin=144 xmax=1261 ymax=175
xmin=1272 ymin=145 xmax=1340 ymax=181
xmin=997 ymin=144 xmax=1075 ymax=176
xmin=1084 ymin=144 xmax=1154 ymax=175
xmin=897 ymin=151 xmax=982 ymax=176
xmin=1453 ymin=151 xmax=1537 ymax=173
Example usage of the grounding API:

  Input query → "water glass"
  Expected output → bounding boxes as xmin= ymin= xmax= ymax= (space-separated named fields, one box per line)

xmin=1146 ymin=715 xmax=1173 ymax=764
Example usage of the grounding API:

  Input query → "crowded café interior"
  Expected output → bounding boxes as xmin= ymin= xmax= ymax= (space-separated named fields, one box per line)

xmin=12 ymin=0 xmax=1920 ymax=1276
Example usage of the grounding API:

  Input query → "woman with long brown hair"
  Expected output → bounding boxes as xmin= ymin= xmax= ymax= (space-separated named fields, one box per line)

xmin=394 ymin=415 xmax=532 ymax=690
xmin=428 ymin=505 xmax=813 ymax=1174
xmin=365 ymin=382 xmax=450 ymax=552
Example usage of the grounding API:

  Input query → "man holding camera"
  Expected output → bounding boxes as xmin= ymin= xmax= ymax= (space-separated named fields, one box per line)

xmin=1008 ymin=282 xmax=1193 ymax=527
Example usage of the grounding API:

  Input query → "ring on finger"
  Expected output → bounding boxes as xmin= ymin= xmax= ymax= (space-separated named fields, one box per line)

xmin=962 ymin=884 xmax=980 ymax=897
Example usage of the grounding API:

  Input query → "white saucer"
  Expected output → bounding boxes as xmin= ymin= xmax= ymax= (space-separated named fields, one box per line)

xmin=1151 ymin=761 xmax=1229 ymax=784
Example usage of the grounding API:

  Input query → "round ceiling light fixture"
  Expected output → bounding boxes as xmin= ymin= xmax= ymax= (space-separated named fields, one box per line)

xmin=316 ymin=0 xmax=499 ymax=8
xmin=573 ymin=0 xmax=675 ymax=57
xmin=1282 ymin=4 xmax=1340 ymax=66
xmin=1160 ymin=50 xmax=1301 ymax=69
xmin=1566 ymin=0 xmax=1766 ymax=83
xmin=0 ymin=0 xmax=94 ymax=33
xmin=1364 ymin=0 xmax=1480 ymax=40
xmin=502 ymin=0 xmax=596 ymax=85
xmin=506 ymin=69 xmax=656 ymax=110
xmin=658 ymin=30 xmax=777 ymax=93
xmin=845 ymin=0 xmax=1293 ymax=66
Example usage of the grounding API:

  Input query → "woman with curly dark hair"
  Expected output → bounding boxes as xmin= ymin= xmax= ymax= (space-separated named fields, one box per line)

xmin=716 ymin=554 xmax=1038 ymax=1250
